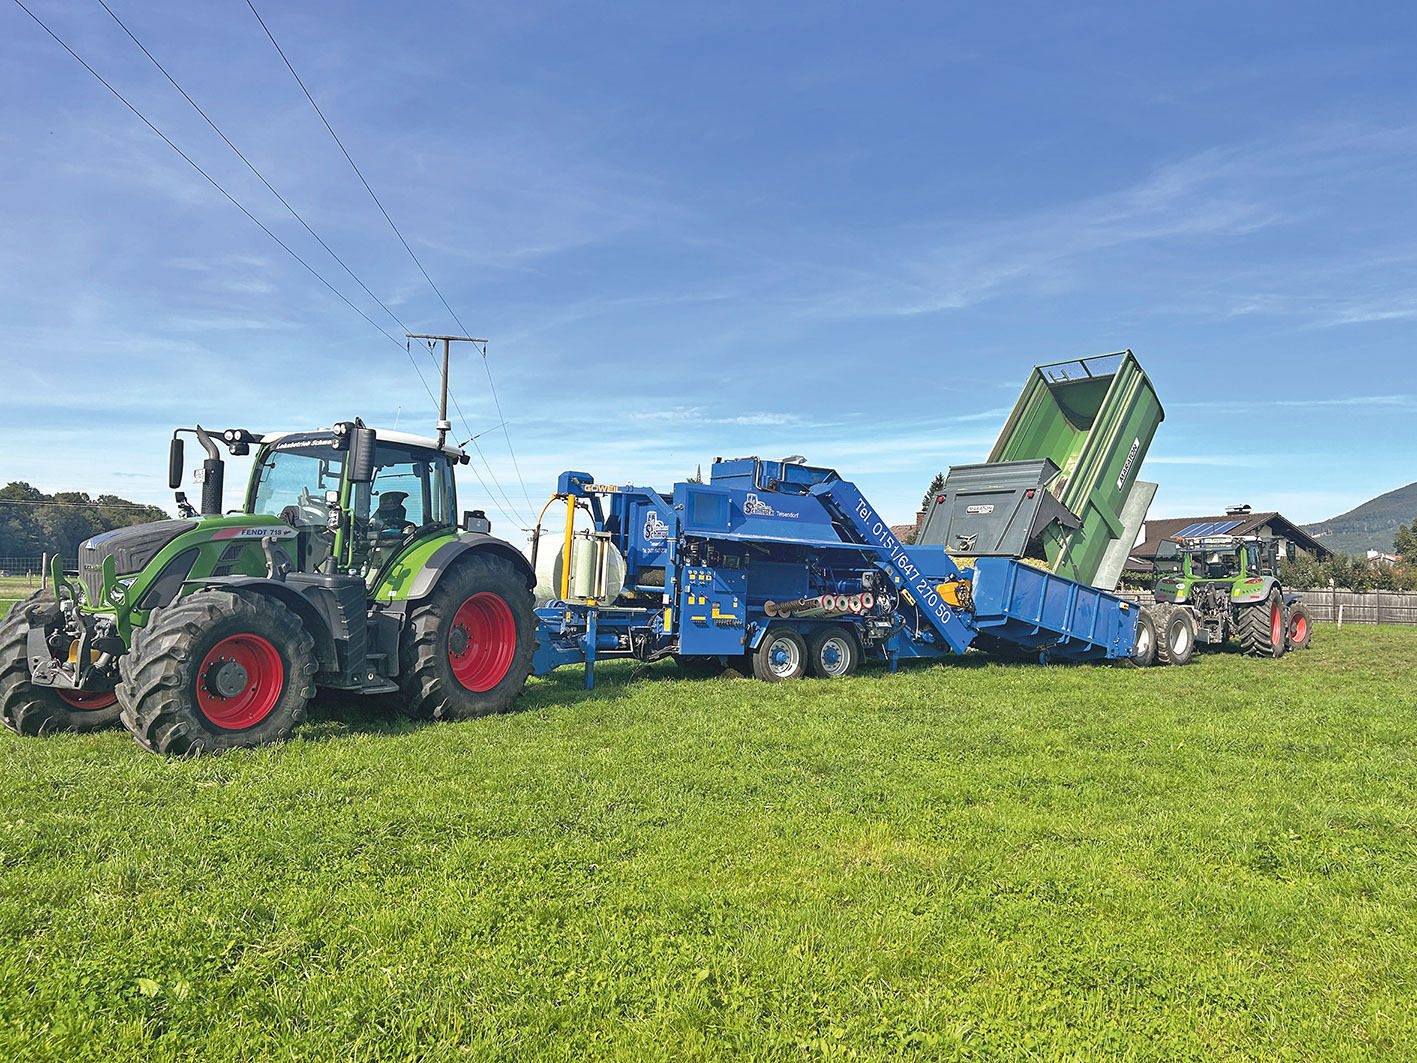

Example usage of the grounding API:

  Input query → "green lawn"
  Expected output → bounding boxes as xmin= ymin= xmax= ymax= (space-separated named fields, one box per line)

xmin=1 ymin=626 xmax=1415 ymax=1061
xmin=0 ymin=573 xmax=45 ymax=616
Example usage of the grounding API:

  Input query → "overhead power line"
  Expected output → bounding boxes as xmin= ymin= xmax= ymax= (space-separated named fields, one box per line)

xmin=475 ymin=340 xmax=536 ymax=512
xmin=245 ymin=0 xmax=472 ymax=339
xmin=94 ymin=0 xmax=414 ymax=340
xmin=10 ymin=0 xmax=441 ymax=412
xmin=13 ymin=0 xmax=534 ymax=529
xmin=247 ymin=1 xmax=537 ymax=515
xmin=407 ymin=337 xmax=531 ymax=527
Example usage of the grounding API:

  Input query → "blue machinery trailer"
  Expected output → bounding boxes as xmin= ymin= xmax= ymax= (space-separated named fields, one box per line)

xmin=530 ymin=457 xmax=1142 ymax=688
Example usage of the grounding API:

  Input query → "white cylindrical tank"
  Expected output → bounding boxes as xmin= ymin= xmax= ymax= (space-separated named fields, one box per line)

xmin=533 ymin=529 xmax=627 ymax=605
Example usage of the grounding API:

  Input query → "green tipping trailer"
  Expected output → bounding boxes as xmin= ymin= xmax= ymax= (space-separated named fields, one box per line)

xmin=916 ymin=350 xmax=1165 ymax=589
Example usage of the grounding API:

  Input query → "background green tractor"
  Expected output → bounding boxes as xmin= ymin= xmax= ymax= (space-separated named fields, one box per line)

xmin=0 ymin=421 xmax=536 ymax=753
xmin=1152 ymin=535 xmax=1312 ymax=659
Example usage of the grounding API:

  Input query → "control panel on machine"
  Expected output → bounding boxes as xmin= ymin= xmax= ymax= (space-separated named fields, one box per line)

xmin=677 ymin=565 xmax=747 ymax=655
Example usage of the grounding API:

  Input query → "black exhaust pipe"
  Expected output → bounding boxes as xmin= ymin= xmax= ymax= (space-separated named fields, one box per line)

xmin=194 ymin=425 xmax=224 ymax=516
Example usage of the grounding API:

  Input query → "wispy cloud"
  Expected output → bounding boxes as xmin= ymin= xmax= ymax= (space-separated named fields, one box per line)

xmin=1146 ymin=454 xmax=1275 ymax=468
xmin=626 ymin=406 xmax=809 ymax=428
xmin=1175 ymin=395 xmax=1417 ymax=412
xmin=736 ymin=123 xmax=1417 ymax=329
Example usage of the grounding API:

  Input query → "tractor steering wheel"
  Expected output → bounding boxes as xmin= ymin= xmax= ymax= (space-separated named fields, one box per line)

xmin=295 ymin=487 xmax=327 ymax=524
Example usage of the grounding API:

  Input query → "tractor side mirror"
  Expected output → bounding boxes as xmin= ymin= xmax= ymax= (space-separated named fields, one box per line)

xmin=168 ymin=437 xmax=185 ymax=490
xmin=348 ymin=427 xmax=376 ymax=484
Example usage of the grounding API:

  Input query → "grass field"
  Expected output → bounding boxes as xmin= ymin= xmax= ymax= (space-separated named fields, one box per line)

xmin=0 ymin=573 xmax=45 ymax=615
xmin=1 ymin=620 xmax=1414 ymax=1061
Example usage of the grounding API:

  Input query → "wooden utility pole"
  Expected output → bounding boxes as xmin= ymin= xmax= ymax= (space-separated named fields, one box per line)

xmin=405 ymin=334 xmax=486 ymax=447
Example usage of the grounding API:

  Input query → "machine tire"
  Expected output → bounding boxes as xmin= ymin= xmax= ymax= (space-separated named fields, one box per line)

xmin=117 ymin=590 xmax=317 ymax=754
xmin=0 ymin=590 xmax=122 ymax=735
xmin=1154 ymin=605 xmax=1197 ymax=667
xmin=806 ymin=626 xmax=860 ymax=679
xmin=1286 ymin=602 xmax=1313 ymax=651
xmin=398 ymin=553 xmax=535 ymax=721
xmin=1117 ymin=608 xmax=1157 ymax=668
xmin=1238 ymin=587 xmax=1286 ymax=659
xmin=751 ymin=626 xmax=807 ymax=682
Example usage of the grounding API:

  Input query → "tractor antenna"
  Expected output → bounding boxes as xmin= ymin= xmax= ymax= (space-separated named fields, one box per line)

xmin=405 ymin=334 xmax=486 ymax=448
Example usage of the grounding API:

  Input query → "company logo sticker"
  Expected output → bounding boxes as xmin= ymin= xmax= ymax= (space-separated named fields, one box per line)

xmin=743 ymin=493 xmax=774 ymax=517
xmin=1116 ymin=437 xmax=1141 ymax=491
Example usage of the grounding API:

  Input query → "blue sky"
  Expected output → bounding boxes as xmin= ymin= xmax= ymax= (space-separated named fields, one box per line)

xmin=2 ymin=1 xmax=1415 ymax=541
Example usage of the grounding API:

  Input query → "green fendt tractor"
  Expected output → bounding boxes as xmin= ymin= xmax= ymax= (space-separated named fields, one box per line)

xmin=1151 ymin=535 xmax=1312 ymax=660
xmin=0 ymin=421 xmax=536 ymax=753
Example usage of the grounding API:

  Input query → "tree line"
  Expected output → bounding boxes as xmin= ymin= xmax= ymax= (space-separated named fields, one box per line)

xmin=0 ymin=482 xmax=171 ymax=568
xmin=1281 ymin=517 xmax=1417 ymax=592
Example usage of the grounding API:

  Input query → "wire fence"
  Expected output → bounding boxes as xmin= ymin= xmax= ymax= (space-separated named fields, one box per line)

xmin=0 ymin=558 xmax=57 ymax=579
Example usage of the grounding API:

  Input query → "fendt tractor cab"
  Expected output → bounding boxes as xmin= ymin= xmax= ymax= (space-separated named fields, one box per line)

xmin=0 ymin=421 xmax=535 ymax=753
xmin=1151 ymin=534 xmax=1312 ymax=659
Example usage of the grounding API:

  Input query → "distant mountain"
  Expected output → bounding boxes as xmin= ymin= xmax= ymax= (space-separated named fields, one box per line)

xmin=1303 ymin=481 xmax=1417 ymax=555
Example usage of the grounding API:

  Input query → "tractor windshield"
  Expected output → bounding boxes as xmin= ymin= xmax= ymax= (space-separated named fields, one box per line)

xmin=348 ymin=439 xmax=458 ymax=581
xmin=1185 ymin=549 xmax=1240 ymax=580
xmin=250 ymin=441 xmax=346 ymax=526
xmin=1153 ymin=540 xmax=1182 ymax=574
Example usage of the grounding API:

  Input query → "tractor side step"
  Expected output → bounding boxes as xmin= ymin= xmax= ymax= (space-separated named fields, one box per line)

xmin=358 ymin=652 xmax=400 ymax=694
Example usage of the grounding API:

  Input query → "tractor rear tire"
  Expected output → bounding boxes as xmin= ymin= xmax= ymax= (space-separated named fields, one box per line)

xmin=398 ymin=554 xmax=536 ymax=721
xmin=1286 ymin=602 xmax=1313 ymax=651
xmin=806 ymin=626 xmax=860 ymax=679
xmin=751 ymin=626 xmax=807 ymax=682
xmin=0 ymin=590 xmax=122 ymax=735
xmin=1154 ymin=605 xmax=1197 ymax=667
xmin=118 ymin=590 xmax=317 ymax=754
xmin=1238 ymin=588 xmax=1286 ymax=659
xmin=1116 ymin=608 xmax=1157 ymax=668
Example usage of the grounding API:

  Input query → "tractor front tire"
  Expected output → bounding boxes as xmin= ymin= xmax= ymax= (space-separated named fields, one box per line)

xmin=0 ymin=589 xmax=122 ymax=735
xmin=118 ymin=590 xmax=317 ymax=754
xmin=1154 ymin=605 xmax=1197 ymax=667
xmin=1286 ymin=602 xmax=1313 ymax=651
xmin=398 ymin=554 xmax=536 ymax=721
xmin=1238 ymin=588 xmax=1286 ymax=659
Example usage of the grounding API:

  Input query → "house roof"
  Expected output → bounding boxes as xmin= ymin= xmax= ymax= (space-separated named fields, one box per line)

xmin=1129 ymin=511 xmax=1333 ymax=567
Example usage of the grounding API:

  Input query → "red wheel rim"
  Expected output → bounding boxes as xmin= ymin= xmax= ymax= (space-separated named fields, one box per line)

xmin=57 ymin=690 xmax=118 ymax=711
xmin=1290 ymin=613 xmax=1308 ymax=643
xmin=1270 ymin=602 xmax=1283 ymax=647
xmin=448 ymin=593 xmax=516 ymax=692
xmin=196 ymin=634 xmax=284 ymax=729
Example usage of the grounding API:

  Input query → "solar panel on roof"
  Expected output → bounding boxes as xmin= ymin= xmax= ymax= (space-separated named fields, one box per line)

xmin=1175 ymin=519 xmax=1244 ymax=538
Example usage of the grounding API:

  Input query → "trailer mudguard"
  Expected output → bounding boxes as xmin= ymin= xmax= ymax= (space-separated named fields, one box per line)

xmin=404 ymin=534 xmax=536 ymax=600
xmin=183 ymin=576 xmax=340 ymax=672
xmin=1230 ymin=576 xmax=1280 ymax=605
